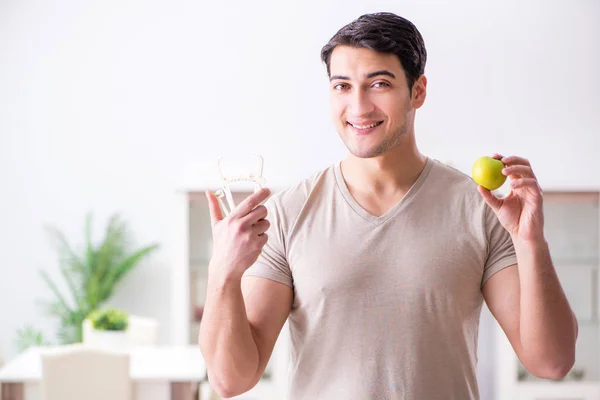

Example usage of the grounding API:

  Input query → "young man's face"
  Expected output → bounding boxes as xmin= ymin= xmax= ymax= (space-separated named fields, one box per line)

xmin=328 ymin=45 xmax=425 ymax=159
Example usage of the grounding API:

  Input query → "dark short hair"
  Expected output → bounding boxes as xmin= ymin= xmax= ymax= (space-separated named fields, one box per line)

xmin=320 ymin=12 xmax=427 ymax=92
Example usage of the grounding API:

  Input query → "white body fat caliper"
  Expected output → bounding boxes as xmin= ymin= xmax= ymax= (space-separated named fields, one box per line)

xmin=214 ymin=155 xmax=266 ymax=216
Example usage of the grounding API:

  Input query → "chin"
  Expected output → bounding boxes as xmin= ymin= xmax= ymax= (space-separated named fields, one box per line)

xmin=347 ymin=144 xmax=388 ymax=159
xmin=344 ymin=134 xmax=401 ymax=159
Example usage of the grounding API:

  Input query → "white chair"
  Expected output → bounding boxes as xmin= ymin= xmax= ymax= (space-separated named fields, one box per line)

xmin=83 ymin=314 xmax=158 ymax=347
xmin=41 ymin=344 xmax=131 ymax=400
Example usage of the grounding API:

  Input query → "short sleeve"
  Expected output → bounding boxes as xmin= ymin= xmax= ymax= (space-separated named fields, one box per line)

xmin=243 ymin=197 xmax=293 ymax=288
xmin=482 ymin=204 xmax=518 ymax=285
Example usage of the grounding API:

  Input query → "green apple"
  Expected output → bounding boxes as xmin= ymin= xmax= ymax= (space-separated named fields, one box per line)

xmin=471 ymin=156 xmax=507 ymax=190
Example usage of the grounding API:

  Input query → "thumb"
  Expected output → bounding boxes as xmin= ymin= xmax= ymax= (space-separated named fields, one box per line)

xmin=205 ymin=191 xmax=224 ymax=225
xmin=478 ymin=185 xmax=502 ymax=213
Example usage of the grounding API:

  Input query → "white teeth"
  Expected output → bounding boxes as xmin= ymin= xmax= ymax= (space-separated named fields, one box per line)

xmin=351 ymin=122 xmax=380 ymax=129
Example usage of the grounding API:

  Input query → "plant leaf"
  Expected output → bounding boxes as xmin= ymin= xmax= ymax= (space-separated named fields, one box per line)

xmin=40 ymin=270 xmax=75 ymax=316
xmin=57 ymin=260 xmax=87 ymax=314
xmin=44 ymin=224 xmax=89 ymax=311
xmin=39 ymin=300 xmax=71 ymax=320
xmin=88 ymin=214 xmax=127 ymax=306
xmin=83 ymin=212 xmax=97 ymax=282
xmin=44 ymin=225 xmax=89 ymax=281
xmin=14 ymin=325 xmax=50 ymax=352
xmin=99 ymin=244 xmax=159 ymax=302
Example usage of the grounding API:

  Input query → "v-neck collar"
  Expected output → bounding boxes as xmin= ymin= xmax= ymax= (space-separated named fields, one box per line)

xmin=333 ymin=157 xmax=434 ymax=225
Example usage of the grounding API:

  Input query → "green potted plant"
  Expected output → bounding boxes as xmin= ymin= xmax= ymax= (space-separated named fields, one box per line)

xmin=14 ymin=212 xmax=159 ymax=353
xmin=85 ymin=307 xmax=130 ymax=348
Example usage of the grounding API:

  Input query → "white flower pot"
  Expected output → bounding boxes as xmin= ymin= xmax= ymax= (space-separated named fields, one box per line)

xmin=85 ymin=329 xmax=129 ymax=350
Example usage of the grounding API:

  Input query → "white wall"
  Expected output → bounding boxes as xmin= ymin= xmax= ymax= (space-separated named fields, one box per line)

xmin=1 ymin=0 xmax=598 ymax=397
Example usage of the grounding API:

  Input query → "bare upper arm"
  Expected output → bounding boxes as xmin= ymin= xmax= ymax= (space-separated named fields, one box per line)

xmin=482 ymin=264 xmax=524 ymax=357
xmin=241 ymin=275 xmax=293 ymax=383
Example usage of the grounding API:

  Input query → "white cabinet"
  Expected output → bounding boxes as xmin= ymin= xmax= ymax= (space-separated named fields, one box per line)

xmin=495 ymin=191 xmax=600 ymax=400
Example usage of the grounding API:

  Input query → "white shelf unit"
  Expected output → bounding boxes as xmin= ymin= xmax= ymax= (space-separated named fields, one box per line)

xmin=495 ymin=190 xmax=600 ymax=400
xmin=172 ymin=187 xmax=290 ymax=400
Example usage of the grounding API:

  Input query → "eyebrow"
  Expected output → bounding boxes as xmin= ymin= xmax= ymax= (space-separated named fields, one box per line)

xmin=329 ymin=70 xmax=396 ymax=81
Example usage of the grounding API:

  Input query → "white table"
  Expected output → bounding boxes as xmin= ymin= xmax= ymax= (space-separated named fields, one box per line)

xmin=0 ymin=345 xmax=206 ymax=400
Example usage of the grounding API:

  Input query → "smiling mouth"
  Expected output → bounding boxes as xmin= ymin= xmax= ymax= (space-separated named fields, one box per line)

xmin=347 ymin=121 xmax=384 ymax=130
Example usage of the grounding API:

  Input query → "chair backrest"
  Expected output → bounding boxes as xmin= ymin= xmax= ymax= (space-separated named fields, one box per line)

xmin=41 ymin=344 xmax=131 ymax=400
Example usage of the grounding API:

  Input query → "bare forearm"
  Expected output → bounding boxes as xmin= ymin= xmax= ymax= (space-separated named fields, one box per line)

xmin=516 ymin=238 xmax=577 ymax=374
xmin=199 ymin=270 xmax=259 ymax=394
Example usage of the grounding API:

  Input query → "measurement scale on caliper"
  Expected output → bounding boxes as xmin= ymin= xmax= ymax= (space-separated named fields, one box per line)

xmin=214 ymin=155 xmax=266 ymax=216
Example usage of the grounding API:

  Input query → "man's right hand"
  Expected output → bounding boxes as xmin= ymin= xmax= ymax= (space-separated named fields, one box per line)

xmin=205 ymin=188 xmax=271 ymax=280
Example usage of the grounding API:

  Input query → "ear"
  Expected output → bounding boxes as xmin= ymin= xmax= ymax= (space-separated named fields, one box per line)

xmin=412 ymin=75 xmax=427 ymax=109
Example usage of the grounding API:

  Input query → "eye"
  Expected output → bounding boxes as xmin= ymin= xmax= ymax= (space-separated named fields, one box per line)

xmin=372 ymin=81 xmax=390 ymax=88
xmin=333 ymin=83 xmax=350 ymax=91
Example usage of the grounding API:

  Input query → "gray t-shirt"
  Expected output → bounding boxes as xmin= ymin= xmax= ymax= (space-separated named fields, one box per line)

xmin=244 ymin=157 xmax=517 ymax=400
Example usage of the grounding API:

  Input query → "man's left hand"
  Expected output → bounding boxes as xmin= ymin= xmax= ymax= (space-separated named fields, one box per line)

xmin=478 ymin=154 xmax=545 ymax=242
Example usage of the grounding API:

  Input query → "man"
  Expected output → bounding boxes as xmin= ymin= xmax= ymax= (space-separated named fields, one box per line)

xmin=199 ymin=12 xmax=578 ymax=400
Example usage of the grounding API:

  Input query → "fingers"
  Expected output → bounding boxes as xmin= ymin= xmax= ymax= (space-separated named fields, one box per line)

xmin=503 ymin=165 xmax=536 ymax=179
xmin=252 ymin=219 xmax=270 ymax=235
xmin=230 ymin=188 xmax=271 ymax=219
xmin=236 ymin=205 xmax=268 ymax=231
xmin=205 ymin=191 xmax=224 ymax=226
xmin=232 ymin=202 xmax=269 ymax=237
xmin=258 ymin=232 xmax=268 ymax=247
xmin=242 ymin=204 xmax=268 ymax=225
xmin=478 ymin=185 xmax=502 ymax=212
xmin=501 ymin=155 xmax=531 ymax=167
xmin=510 ymin=177 xmax=541 ymax=190
xmin=492 ymin=154 xmax=537 ymax=179
xmin=491 ymin=154 xmax=531 ymax=168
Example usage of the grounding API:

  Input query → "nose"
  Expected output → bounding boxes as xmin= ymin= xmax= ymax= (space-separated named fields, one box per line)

xmin=348 ymin=89 xmax=375 ymax=118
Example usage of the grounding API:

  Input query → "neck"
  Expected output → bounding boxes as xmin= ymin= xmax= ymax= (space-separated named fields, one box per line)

xmin=341 ymin=136 xmax=427 ymax=196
